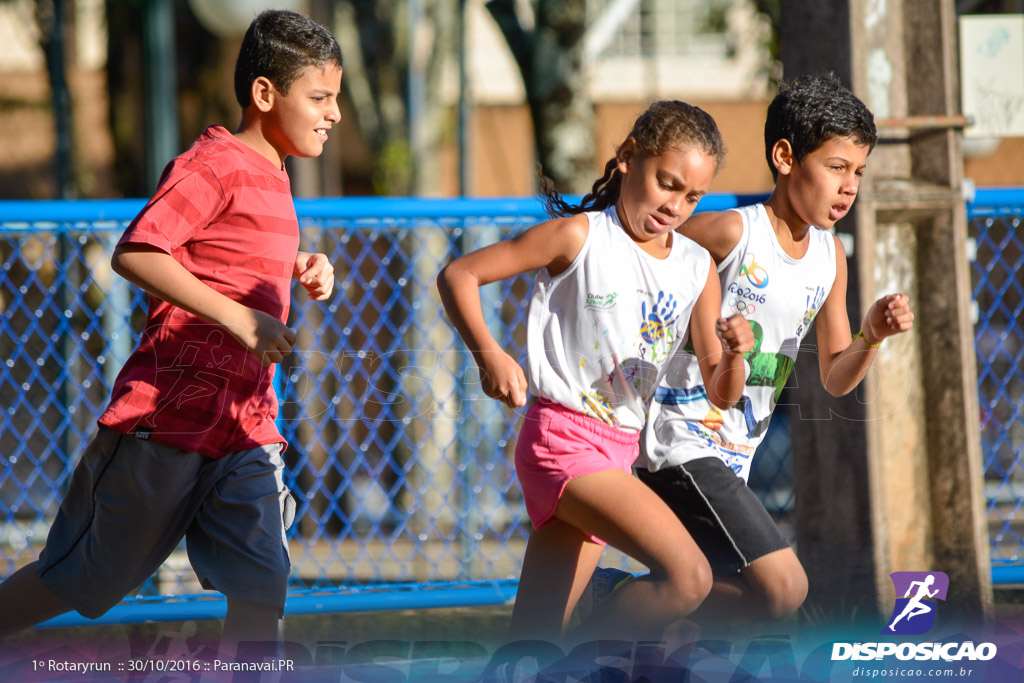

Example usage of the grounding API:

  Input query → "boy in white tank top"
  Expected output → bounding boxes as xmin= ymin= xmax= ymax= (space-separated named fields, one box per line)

xmin=586 ymin=73 xmax=915 ymax=630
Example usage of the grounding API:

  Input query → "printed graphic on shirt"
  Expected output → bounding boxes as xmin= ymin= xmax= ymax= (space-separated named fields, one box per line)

xmin=667 ymin=318 xmax=796 ymax=441
xmin=579 ymin=389 xmax=615 ymax=423
xmin=585 ymin=291 xmax=620 ymax=309
xmin=745 ymin=320 xmax=796 ymax=402
xmin=736 ymin=394 xmax=772 ymax=439
xmin=740 ymin=252 xmax=770 ymax=288
xmin=701 ymin=406 xmax=724 ymax=430
xmin=726 ymin=281 xmax=767 ymax=317
xmin=795 ymin=284 xmax=828 ymax=338
xmin=578 ymin=290 xmax=684 ymax=425
xmin=682 ymin=420 xmax=756 ymax=475
xmin=638 ymin=291 xmax=680 ymax=364
xmin=653 ymin=385 xmax=707 ymax=405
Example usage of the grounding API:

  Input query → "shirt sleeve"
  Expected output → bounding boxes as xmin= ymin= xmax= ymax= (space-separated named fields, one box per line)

xmin=118 ymin=160 xmax=227 ymax=253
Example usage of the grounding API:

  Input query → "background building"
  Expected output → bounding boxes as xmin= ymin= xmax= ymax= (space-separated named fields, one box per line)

xmin=0 ymin=0 xmax=1020 ymax=200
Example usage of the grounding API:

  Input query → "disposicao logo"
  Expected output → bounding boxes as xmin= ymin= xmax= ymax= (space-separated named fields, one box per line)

xmin=831 ymin=570 xmax=998 ymax=663
xmin=884 ymin=571 xmax=949 ymax=635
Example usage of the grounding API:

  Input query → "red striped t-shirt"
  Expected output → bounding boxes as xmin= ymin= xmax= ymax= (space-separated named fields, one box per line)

xmin=99 ymin=125 xmax=299 ymax=458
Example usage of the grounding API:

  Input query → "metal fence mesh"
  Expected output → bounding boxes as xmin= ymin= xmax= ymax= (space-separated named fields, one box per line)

xmin=0 ymin=193 xmax=1018 ymax=617
xmin=968 ymin=189 xmax=1024 ymax=578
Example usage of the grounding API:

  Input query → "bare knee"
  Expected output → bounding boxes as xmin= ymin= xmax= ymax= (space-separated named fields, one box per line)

xmin=660 ymin=556 xmax=714 ymax=617
xmin=760 ymin=566 xmax=808 ymax=619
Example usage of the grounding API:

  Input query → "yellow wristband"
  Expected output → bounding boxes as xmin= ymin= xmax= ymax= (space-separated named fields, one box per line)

xmin=853 ymin=330 xmax=882 ymax=348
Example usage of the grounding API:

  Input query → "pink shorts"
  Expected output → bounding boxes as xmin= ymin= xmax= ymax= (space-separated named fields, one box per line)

xmin=514 ymin=399 xmax=640 ymax=545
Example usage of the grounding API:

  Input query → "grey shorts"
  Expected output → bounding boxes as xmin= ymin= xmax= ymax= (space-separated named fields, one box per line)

xmin=38 ymin=428 xmax=294 ymax=619
xmin=638 ymin=457 xmax=790 ymax=575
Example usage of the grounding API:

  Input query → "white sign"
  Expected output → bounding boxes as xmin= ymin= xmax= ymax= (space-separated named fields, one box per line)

xmin=959 ymin=15 xmax=1024 ymax=138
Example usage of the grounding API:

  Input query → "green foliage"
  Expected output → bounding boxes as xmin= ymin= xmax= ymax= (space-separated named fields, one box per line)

xmin=373 ymin=139 xmax=413 ymax=195
xmin=701 ymin=0 xmax=730 ymax=35
xmin=752 ymin=0 xmax=781 ymax=64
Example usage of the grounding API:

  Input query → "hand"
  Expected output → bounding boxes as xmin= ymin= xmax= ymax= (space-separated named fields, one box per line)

xmin=640 ymin=292 xmax=679 ymax=345
xmin=862 ymin=293 xmax=915 ymax=345
xmin=479 ymin=350 xmax=528 ymax=408
xmin=231 ymin=307 xmax=297 ymax=366
xmin=717 ymin=314 xmax=754 ymax=355
xmin=294 ymin=251 xmax=335 ymax=300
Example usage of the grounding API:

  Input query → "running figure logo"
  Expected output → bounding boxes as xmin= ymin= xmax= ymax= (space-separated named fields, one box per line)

xmin=884 ymin=571 xmax=949 ymax=635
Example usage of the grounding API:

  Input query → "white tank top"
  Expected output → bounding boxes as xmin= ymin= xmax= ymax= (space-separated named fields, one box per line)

xmin=639 ymin=203 xmax=837 ymax=480
xmin=526 ymin=206 xmax=712 ymax=431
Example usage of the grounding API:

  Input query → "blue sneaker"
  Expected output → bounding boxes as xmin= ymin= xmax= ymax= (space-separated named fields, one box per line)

xmin=573 ymin=566 xmax=634 ymax=625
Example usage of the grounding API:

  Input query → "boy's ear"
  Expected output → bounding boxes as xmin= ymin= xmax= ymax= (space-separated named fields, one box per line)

xmin=616 ymin=137 xmax=636 ymax=174
xmin=250 ymin=76 xmax=275 ymax=113
xmin=771 ymin=139 xmax=795 ymax=176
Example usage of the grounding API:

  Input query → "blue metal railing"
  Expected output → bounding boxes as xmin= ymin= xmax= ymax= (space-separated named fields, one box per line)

xmin=0 ymin=191 xmax=1019 ymax=630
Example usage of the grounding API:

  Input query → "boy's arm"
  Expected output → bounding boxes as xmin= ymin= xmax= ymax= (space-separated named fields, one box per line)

xmin=688 ymin=254 xmax=754 ymax=408
xmin=678 ymin=210 xmax=744 ymax=264
xmin=294 ymin=250 xmax=335 ymax=300
xmin=815 ymin=236 xmax=915 ymax=396
xmin=437 ymin=214 xmax=589 ymax=407
xmin=112 ymin=244 xmax=296 ymax=366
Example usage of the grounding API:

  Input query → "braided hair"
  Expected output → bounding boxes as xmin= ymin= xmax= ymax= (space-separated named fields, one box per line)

xmin=541 ymin=100 xmax=724 ymax=217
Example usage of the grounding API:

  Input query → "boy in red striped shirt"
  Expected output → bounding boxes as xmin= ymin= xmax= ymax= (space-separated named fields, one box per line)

xmin=0 ymin=9 xmax=342 ymax=657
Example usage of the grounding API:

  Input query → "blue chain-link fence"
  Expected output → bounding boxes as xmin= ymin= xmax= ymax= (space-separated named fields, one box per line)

xmin=0 ymin=192 xmax=1018 ymax=625
xmin=968 ymin=188 xmax=1024 ymax=584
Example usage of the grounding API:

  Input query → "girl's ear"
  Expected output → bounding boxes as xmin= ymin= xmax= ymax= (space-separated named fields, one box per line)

xmin=616 ymin=138 xmax=636 ymax=175
xmin=771 ymin=139 xmax=795 ymax=176
xmin=250 ymin=76 xmax=275 ymax=113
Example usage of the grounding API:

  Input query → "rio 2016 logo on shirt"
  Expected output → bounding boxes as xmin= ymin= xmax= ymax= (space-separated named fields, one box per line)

xmin=739 ymin=253 xmax=769 ymax=288
xmin=883 ymin=571 xmax=949 ymax=635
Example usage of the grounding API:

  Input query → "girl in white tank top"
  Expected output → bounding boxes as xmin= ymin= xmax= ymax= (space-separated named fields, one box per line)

xmin=438 ymin=101 xmax=753 ymax=642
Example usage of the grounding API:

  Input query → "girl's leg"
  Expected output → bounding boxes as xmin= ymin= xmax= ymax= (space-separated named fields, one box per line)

xmin=556 ymin=469 xmax=713 ymax=642
xmin=509 ymin=520 xmax=604 ymax=642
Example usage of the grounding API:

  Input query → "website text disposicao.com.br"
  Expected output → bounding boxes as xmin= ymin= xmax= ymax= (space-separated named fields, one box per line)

xmin=836 ymin=640 xmax=998 ymax=680
xmin=850 ymin=664 xmax=981 ymax=679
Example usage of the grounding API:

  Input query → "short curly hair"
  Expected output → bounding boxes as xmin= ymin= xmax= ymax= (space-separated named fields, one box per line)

xmin=764 ymin=73 xmax=876 ymax=179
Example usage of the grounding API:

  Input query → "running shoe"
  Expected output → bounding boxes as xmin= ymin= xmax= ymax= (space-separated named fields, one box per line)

xmin=573 ymin=566 xmax=634 ymax=625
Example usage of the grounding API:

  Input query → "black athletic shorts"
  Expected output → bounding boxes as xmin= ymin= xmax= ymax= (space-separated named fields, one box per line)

xmin=637 ymin=457 xmax=790 ymax=575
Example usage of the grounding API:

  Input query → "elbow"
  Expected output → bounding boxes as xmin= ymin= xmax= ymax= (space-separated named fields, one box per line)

xmin=710 ymin=397 xmax=739 ymax=411
xmin=110 ymin=248 xmax=128 ymax=279
xmin=707 ymin=390 xmax=739 ymax=411
xmin=436 ymin=261 xmax=472 ymax=301
xmin=820 ymin=373 xmax=851 ymax=398
xmin=436 ymin=263 xmax=453 ymax=298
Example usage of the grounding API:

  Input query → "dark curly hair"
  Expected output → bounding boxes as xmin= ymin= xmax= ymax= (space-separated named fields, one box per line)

xmin=541 ymin=100 xmax=725 ymax=217
xmin=234 ymin=10 xmax=343 ymax=109
xmin=764 ymin=73 xmax=876 ymax=179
